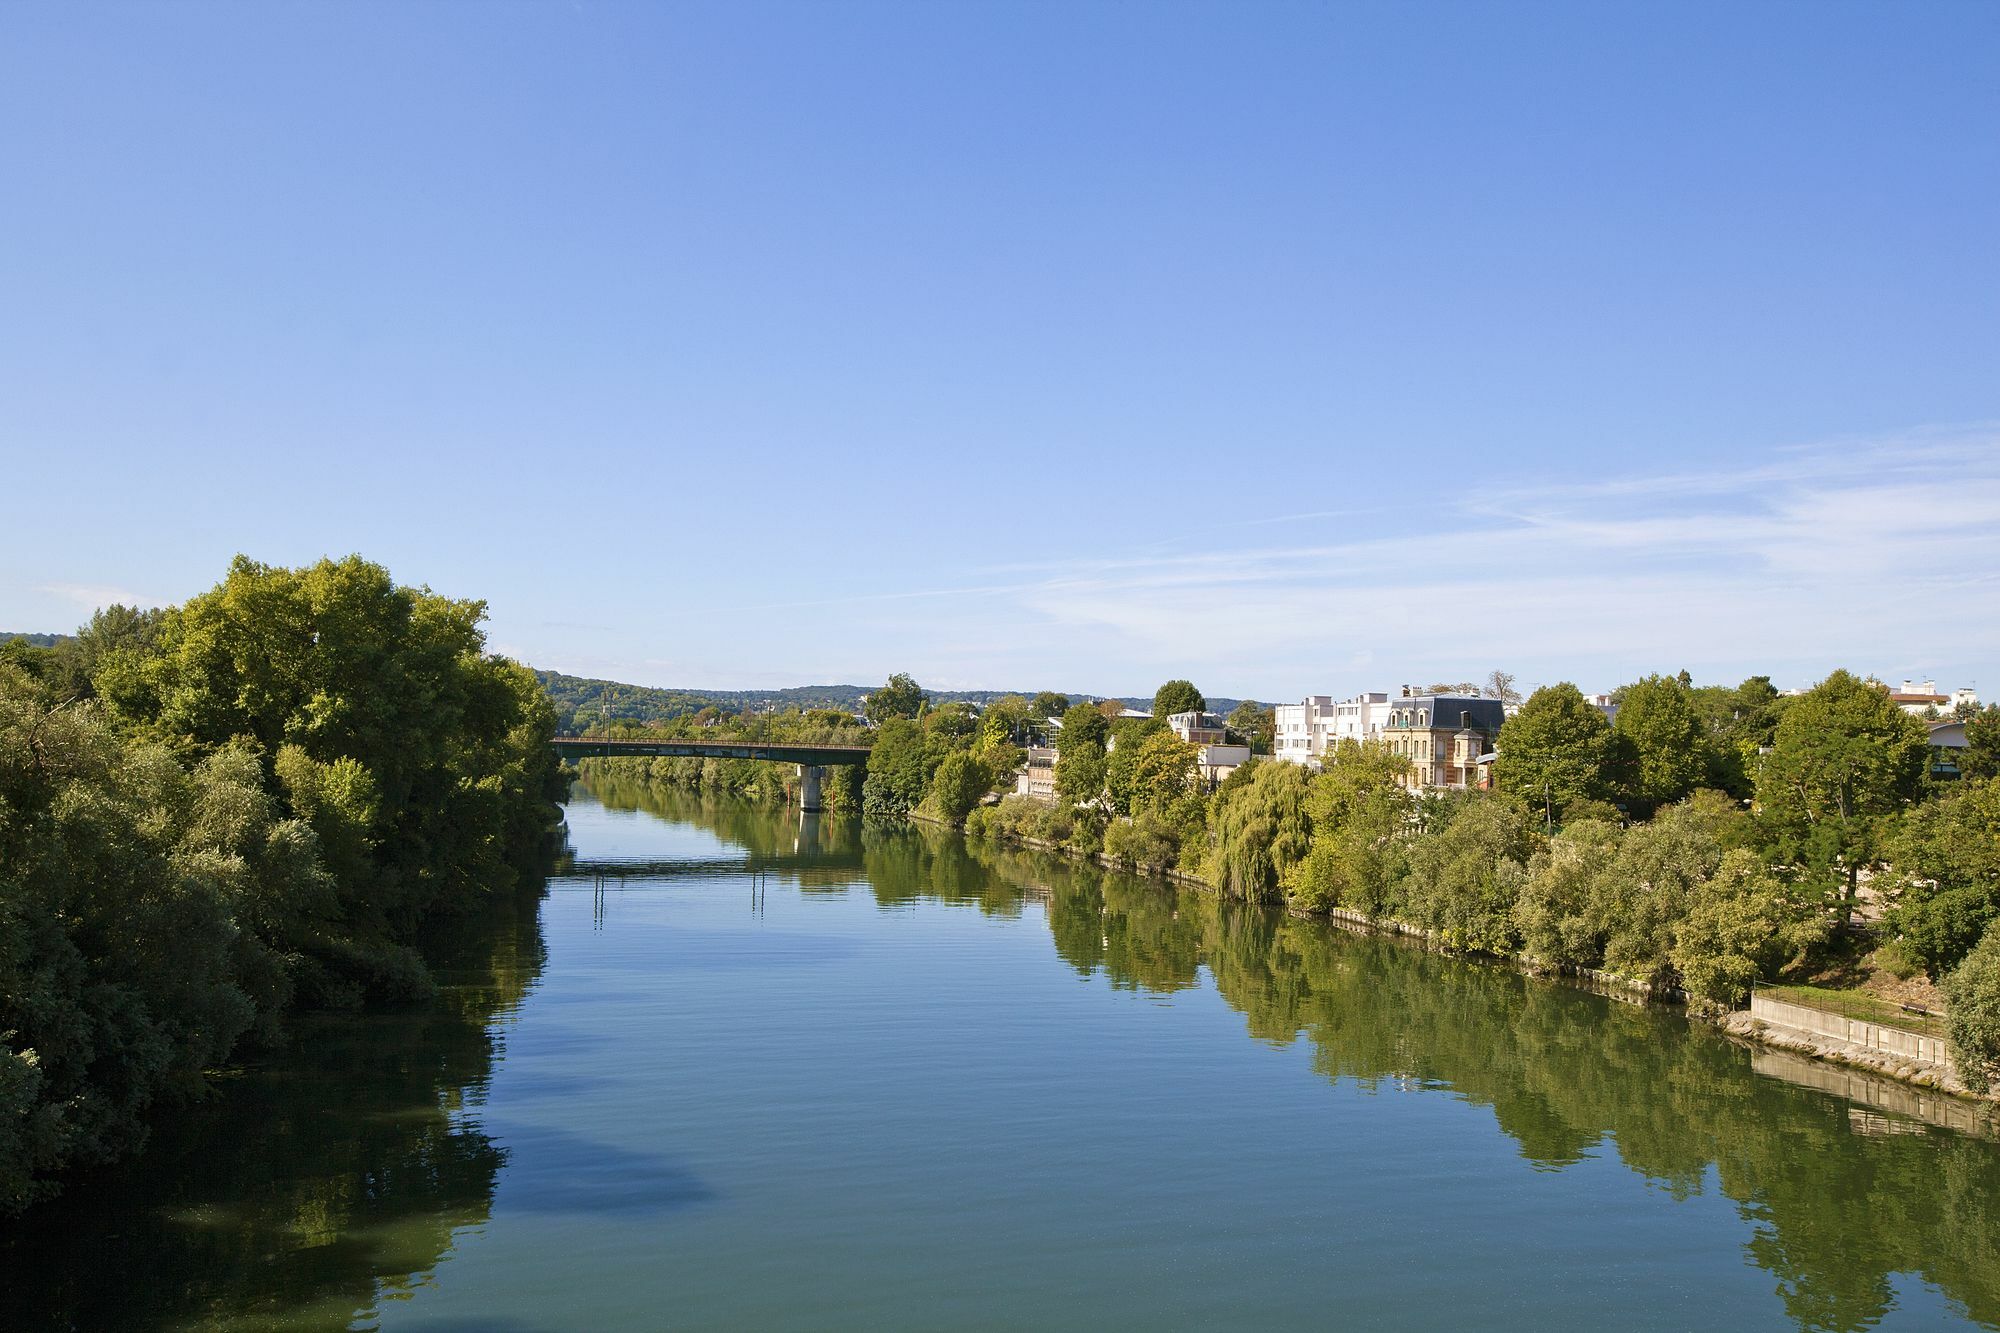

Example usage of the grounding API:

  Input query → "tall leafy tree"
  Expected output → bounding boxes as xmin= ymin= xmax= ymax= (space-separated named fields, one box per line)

xmin=864 ymin=673 xmax=926 ymax=724
xmin=1030 ymin=691 xmax=1071 ymax=721
xmin=926 ymin=751 xmax=993 ymax=826
xmin=1755 ymin=670 xmax=1928 ymax=919
xmin=1054 ymin=702 xmax=1109 ymax=804
xmin=862 ymin=718 xmax=929 ymax=816
xmin=1205 ymin=760 xmax=1312 ymax=903
xmin=1493 ymin=684 xmax=1622 ymax=825
xmin=1885 ymin=776 xmax=2000 ymax=977
xmin=1961 ymin=706 xmax=2000 ymax=783
xmin=102 ymin=555 xmax=564 ymax=945
xmin=1151 ymin=679 xmax=1205 ymax=721
xmin=1613 ymin=674 xmax=1715 ymax=816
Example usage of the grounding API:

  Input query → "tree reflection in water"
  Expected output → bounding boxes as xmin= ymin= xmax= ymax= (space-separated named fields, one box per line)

xmin=8 ymin=783 xmax=1995 ymax=1333
xmin=0 ymin=894 xmax=546 ymax=1332
xmin=632 ymin=785 xmax=2000 ymax=1333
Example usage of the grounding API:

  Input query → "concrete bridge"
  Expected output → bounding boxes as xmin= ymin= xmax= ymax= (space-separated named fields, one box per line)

xmin=551 ymin=735 xmax=870 ymax=812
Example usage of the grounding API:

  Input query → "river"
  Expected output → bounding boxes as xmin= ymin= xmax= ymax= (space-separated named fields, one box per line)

xmin=5 ymin=780 xmax=1998 ymax=1331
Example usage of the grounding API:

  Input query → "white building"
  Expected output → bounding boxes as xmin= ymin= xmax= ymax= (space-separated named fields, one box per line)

xmin=1196 ymin=743 xmax=1252 ymax=788
xmin=1273 ymin=692 xmax=1390 ymax=767
xmin=1888 ymin=680 xmax=1979 ymax=717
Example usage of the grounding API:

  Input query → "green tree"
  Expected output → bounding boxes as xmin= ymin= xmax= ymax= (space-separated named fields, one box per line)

xmin=1755 ymin=671 xmax=1928 ymax=919
xmin=1514 ymin=819 xmax=1623 ymax=969
xmin=1054 ymin=702 xmax=1110 ymax=804
xmin=1226 ymin=700 xmax=1275 ymax=754
xmin=1672 ymin=849 xmax=1827 ymax=1007
xmin=1151 ymin=679 xmax=1205 ymax=721
xmin=927 ymin=751 xmax=993 ymax=827
xmin=1398 ymin=794 xmax=1534 ymax=953
xmin=1205 ymin=760 xmax=1312 ymax=903
xmin=1288 ymin=741 xmax=1413 ymax=916
xmin=1613 ymin=674 xmax=1714 ymax=816
xmin=1030 ymin=691 xmax=1071 ymax=721
xmin=1885 ymin=776 xmax=2000 ymax=977
xmin=1493 ymin=684 xmax=1622 ymax=825
xmin=1961 ymin=707 xmax=2000 ymax=783
xmin=1589 ymin=795 xmax=1734 ymax=986
xmin=1942 ymin=918 xmax=2000 ymax=1092
xmin=1126 ymin=730 xmax=1198 ymax=814
xmin=864 ymin=672 xmax=926 ymax=724
xmin=862 ymin=718 xmax=929 ymax=817
xmin=103 ymin=555 xmax=564 ymax=953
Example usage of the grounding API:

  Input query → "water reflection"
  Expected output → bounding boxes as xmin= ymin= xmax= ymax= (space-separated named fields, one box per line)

xmin=626 ymin=784 xmax=2000 ymax=1333
xmin=7 ymin=784 xmax=2000 ymax=1333
xmin=0 ymin=894 xmax=545 ymax=1332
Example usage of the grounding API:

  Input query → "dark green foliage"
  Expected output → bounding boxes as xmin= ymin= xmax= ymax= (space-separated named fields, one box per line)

xmin=1943 ymin=919 xmax=2000 ymax=1091
xmin=1613 ymin=674 xmax=1714 ymax=816
xmin=1494 ymin=683 xmax=1624 ymax=823
xmin=0 ymin=556 xmax=563 ymax=1214
xmin=1151 ymin=679 xmax=1205 ymax=721
xmin=864 ymin=672 xmax=927 ymax=724
xmin=1962 ymin=707 xmax=2000 ymax=783
xmin=926 ymin=752 xmax=992 ymax=826
xmin=863 ymin=719 xmax=931 ymax=817
xmin=1885 ymin=777 xmax=2000 ymax=977
xmin=1755 ymin=671 xmax=1929 ymax=917
xmin=1030 ymin=692 xmax=1071 ymax=721
xmin=1055 ymin=703 xmax=1110 ymax=804
xmin=1225 ymin=700 xmax=1275 ymax=754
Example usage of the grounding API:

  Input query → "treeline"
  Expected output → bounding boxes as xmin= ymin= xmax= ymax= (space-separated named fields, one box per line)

xmin=535 ymin=665 xmax=1259 ymax=737
xmin=960 ymin=671 xmax=2000 ymax=1089
xmin=0 ymin=556 xmax=566 ymax=1213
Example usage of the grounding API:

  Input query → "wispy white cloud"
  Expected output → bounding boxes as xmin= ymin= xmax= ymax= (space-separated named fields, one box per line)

xmin=36 ymin=582 xmax=159 ymax=612
xmin=787 ymin=428 xmax=2000 ymax=697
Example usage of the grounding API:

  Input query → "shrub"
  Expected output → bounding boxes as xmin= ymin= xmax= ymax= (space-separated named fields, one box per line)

xmin=1943 ymin=920 xmax=2000 ymax=1091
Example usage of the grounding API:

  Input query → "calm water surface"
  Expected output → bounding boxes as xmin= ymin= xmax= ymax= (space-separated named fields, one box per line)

xmin=7 ymin=781 xmax=2000 ymax=1331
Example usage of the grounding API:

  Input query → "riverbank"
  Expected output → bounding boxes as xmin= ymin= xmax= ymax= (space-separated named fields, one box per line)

xmin=962 ymin=812 xmax=1997 ymax=1106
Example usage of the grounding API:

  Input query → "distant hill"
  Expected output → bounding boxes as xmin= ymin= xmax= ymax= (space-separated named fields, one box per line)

xmin=534 ymin=669 xmax=1246 ymax=734
xmin=0 ymin=631 xmax=67 ymax=648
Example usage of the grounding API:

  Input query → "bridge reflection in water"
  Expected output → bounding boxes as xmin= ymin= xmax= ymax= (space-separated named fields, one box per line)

xmin=552 ymin=736 xmax=870 ymax=812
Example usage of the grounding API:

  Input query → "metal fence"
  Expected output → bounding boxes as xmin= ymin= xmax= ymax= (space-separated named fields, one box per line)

xmin=1753 ymin=983 xmax=1949 ymax=1041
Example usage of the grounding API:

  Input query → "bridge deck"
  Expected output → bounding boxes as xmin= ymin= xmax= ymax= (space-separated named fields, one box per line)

xmin=552 ymin=735 xmax=871 ymax=766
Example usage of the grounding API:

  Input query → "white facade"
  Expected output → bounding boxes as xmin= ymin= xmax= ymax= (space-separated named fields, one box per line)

xmin=1196 ymin=743 xmax=1252 ymax=787
xmin=1890 ymin=680 xmax=1979 ymax=717
xmin=1273 ymin=696 xmax=1336 ymax=765
xmin=1274 ymin=692 xmax=1390 ymax=766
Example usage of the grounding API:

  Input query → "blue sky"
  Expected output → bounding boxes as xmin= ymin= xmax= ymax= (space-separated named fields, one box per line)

xmin=3 ymin=1 xmax=1996 ymax=702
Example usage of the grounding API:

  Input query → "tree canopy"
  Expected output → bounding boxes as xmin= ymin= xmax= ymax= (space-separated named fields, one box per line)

xmin=1493 ymin=684 xmax=1622 ymax=825
xmin=1755 ymin=671 xmax=1928 ymax=913
xmin=1151 ymin=680 xmax=1205 ymax=720
xmin=864 ymin=673 xmax=927 ymax=724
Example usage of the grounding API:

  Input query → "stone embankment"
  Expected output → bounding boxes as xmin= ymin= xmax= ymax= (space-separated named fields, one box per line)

xmin=1720 ymin=1007 xmax=1994 ymax=1102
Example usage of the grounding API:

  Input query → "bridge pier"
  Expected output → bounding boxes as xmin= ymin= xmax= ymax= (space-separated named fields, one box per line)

xmin=797 ymin=764 xmax=824 ymax=813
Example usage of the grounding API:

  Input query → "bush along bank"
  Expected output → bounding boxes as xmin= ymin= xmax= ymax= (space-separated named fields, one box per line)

xmin=947 ymin=674 xmax=2000 ymax=1098
xmin=0 ymin=556 xmax=567 ymax=1214
xmin=563 ymin=669 xmax=2000 ymax=1097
